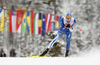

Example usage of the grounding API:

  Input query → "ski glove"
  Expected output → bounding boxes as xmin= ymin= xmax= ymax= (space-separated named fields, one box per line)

xmin=65 ymin=24 xmax=72 ymax=28
xmin=66 ymin=24 xmax=70 ymax=28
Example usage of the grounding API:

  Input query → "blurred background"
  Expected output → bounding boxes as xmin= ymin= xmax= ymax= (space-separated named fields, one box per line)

xmin=0 ymin=0 xmax=100 ymax=57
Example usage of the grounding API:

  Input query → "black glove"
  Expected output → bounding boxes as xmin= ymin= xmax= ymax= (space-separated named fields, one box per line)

xmin=66 ymin=24 xmax=70 ymax=28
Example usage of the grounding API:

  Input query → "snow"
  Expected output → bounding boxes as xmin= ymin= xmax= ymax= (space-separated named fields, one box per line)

xmin=0 ymin=0 xmax=100 ymax=57
xmin=79 ymin=47 xmax=100 ymax=58
xmin=0 ymin=51 xmax=100 ymax=65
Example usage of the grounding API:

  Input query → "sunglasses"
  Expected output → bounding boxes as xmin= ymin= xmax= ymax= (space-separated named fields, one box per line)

xmin=66 ymin=18 xmax=70 ymax=21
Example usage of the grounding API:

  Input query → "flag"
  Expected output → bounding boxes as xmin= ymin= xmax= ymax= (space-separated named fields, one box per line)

xmin=12 ymin=9 xmax=16 ymax=32
xmin=34 ymin=13 xmax=39 ymax=35
xmin=30 ymin=11 xmax=34 ymax=34
xmin=5 ymin=8 xmax=9 ymax=32
xmin=9 ymin=9 xmax=12 ymax=32
xmin=59 ymin=16 xmax=62 ymax=27
xmin=49 ymin=15 xmax=53 ymax=31
xmin=22 ymin=12 xmax=27 ymax=33
xmin=0 ymin=8 xmax=2 ymax=13
xmin=16 ymin=9 xmax=26 ymax=33
xmin=51 ymin=15 xmax=55 ymax=31
xmin=38 ymin=13 xmax=42 ymax=34
xmin=42 ymin=14 xmax=46 ymax=36
xmin=49 ymin=20 xmax=52 ymax=31
xmin=26 ymin=11 xmax=31 ymax=34
xmin=0 ymin=8 xmax=5 ymax=32
xmin=45 ymin=14 xmax=52 ymax=32
xmin=55 ymin=16 xmax=59 ymax=30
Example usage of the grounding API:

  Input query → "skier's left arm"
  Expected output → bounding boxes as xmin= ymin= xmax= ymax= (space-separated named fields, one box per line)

xmin=69 ymin=19 xmax=76 ymax=32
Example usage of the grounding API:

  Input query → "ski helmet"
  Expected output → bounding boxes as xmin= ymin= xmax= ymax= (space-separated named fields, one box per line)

xmin=66 ymin=13 xmax=72 ymax=19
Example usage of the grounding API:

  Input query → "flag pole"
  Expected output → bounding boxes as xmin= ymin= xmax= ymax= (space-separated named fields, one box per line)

xmin=14 ymin=9 xmax=17 ymax=56
xmin=0 ymin=15 xmax=1 ymax=50
xmin=0 ymin=8 xmax=1 ymax=37
xmin=25 ymin=10 xmax=27 ymax=57
xmin=12 ymin=6 xmax=16 ymax=57
xmin=20 ymin=19 xmax=22 ymax=57
xmin=4 ymin=0 xmax=9 ymax=57
xmin=3 ymin=7 xmax=6 ymax=56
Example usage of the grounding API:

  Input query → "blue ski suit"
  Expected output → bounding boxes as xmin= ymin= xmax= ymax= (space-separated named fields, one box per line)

xmin=48 ymin=17 xmax=76 ymax=50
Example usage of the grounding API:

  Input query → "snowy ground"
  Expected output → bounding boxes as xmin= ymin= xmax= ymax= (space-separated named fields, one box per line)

xmin=79 ymin=47 xmax=100 ymax=58
xmin=0 ymin=49 xmax=100 ymax=65
xmin=1 ymin=46 xmax=100 ymax=65
xmin=0 ymin=0 xmax=100 ymax=58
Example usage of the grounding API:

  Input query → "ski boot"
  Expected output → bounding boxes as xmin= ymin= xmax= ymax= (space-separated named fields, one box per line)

xmin=65 ymin=50 xmax=69 ymax=57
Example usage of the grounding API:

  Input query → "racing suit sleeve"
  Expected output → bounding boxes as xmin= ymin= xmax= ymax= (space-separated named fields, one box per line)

xmin=69 ymin=19 xmax=76 ymax=32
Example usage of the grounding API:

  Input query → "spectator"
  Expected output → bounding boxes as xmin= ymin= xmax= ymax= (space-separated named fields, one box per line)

xmin=10 ymin=49 xmax=16 ymax=57
xmin=0 ymin=49 xmax=6 ymax=57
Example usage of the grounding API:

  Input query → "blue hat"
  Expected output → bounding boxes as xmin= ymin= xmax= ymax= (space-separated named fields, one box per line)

xmin=66 ymin=13 xmax=72 ymax=18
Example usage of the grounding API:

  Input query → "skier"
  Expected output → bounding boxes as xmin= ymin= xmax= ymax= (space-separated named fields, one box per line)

xmin=40 ymin=13 xmax=76 ymax=57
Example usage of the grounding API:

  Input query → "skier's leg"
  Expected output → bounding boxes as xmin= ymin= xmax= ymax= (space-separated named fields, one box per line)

xmin=66 ymin=32 xmax=72 ymax=50
xmin=48 ymin=31 xmax=65 ymax=49
xmin=40 ymin=30 xmax=65 ymax=56
xmin=65 ymin=32 xmax=72 ymax=57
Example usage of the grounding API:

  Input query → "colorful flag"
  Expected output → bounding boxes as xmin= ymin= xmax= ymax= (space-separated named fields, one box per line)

xmin=49 ymin=20 xmax=52 ymax=31
xmin=9 ymin=9 xmax=12 ymax=32
xmin=12 ymin=9 xmax=16 ymax=33
xmin=26 ymin=11 xmax=31 ymax=34
xmin=49 ymin=16 xmax=52 ymax=31
xmin=45 ymin=14 xmax=52 ymax=32
xmin=59 ymin=16 xmax=62 ymax=27
xmin=55 ymin=16 xmax=59 ymax=30
xmin=0 ymin=8 xmax=2 ymax=13
xmin=22 ymin=12 xmax=27 ymax=33
xmin=5 ymin=8 xmax=9 ymax=32
xmin=42 ymin=14 xmax=46 ymax=36
xmin=51 ymin=15 xmax=55 ymax=31
xmin=34 ymin=13 xmax=39 ymax=35
xmin=0 ymin=8 xmax=5 ymax=32
xmin=38 ymin=13 xmax=42 ymax=34
xmin=30 ymin=11 xmax=34 ymax=34
xmin=16 ymin=9 xmax=26 ymax=33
